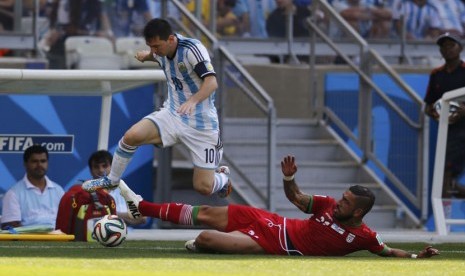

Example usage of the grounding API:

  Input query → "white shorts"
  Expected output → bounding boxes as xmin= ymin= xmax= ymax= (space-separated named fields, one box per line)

xmin=144 ymin=108 xmax=223 ymax=169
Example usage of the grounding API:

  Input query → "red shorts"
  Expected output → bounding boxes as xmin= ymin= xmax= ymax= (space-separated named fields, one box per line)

xmin=225 ymin=205 xmax=299 ymax=255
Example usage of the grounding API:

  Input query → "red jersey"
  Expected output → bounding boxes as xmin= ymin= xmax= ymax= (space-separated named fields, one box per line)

xmin=286 ymin=195 xmax=386 ymax=256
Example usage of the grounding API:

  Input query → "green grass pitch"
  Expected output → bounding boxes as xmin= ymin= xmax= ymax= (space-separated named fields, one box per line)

xmin=0 ymin=241 xmax=464 ymax=275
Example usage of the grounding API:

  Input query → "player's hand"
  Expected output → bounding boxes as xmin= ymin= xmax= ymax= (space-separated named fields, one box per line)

xmin=449 ymin=102 xmax=465 ymax=124
xmin=281 ymin=155 xmax=297 ymax=177
xmin=432 ymin=110 xmax=440 ymax=121
xmin=418 ymin=245 xmax=439 ymax=258
xmin=425 ymin=104 xmax=440 ymax=121
xmin=134 ymin=50 xmax=152 ymax=62
xmin=177 ymin=99 xmax=197 ymax=116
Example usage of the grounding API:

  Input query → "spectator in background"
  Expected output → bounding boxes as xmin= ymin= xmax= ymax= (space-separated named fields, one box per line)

xmin=107 ymin=0 xmax=152 ymax=38
xmin=0 ymin=0 xmax=13 ymax=55
xmin=331 ymin=0 xmax=391 ymax=39
xmin=266 ymin=0 xmax=310 ymax=38
xmin=23 ymin=0 xmax=49 ymax=16
xmin=147 ymin=0 xmax=181 ymax=20
xmin=1 ymin=145 xmax=64 ymax=230
xmin=184 ymin=0 xmax=214 ymax=34
xmin=185 ymin=0 xmax=242 ymax=37
xmin=390 ymin=0 xmax=403 ymax=33
xmin=87 ymin=150 xmax=147 ymax=226
xmin=232 ymin=0 xmax=251 ymax=36
xmin=0 ymin=0 xmax=14 ymax=32
xmin=430 ymin=0 xmax=465 ymax=38
xmin=392 ymin=0 xmax=441 ymax=40
xmin=424 ymin=32 xmax=465 ymax=198
xmin=216 ymin=0 xmax=240 ymax=36
xmin=369 ymin=0 xmax=393 ymax=38
xmin=294 ymin=0 xmax=311 ymax=6
xmin=44 ymin=0 xmax=113 ymax=69
xmin=246 ymin=0 xmax=276 ymax=38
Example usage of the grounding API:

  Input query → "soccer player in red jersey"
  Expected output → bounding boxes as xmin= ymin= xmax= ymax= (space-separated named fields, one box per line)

xmin=119 ymin=155 xmax=439 ymax=258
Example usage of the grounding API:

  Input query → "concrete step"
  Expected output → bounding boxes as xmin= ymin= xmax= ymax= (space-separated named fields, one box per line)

xmin=227 ymin=161 xmax=374 ymax=184
xmin=158 ymin=117 xmax=403 ymax=230
xmin=224 ymin=139 xmax=352 ymax=161
xmin=223 ymin=118 xmax=331 ymax=140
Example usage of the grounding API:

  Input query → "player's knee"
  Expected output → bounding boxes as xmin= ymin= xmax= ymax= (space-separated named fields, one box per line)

xmin=193 ymin=181 xmax=213 ymax=196
xmin=122 ymin=130 xmax=139 ymax=145
xmin=195 ymin=230 xmax=215 ymax=248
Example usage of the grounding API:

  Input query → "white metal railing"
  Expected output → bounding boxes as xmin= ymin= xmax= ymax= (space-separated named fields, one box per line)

xmin=168 ymin=0 xmax=277 ymax=210
xmin=431 ymin=87 xmax=465 ymax=235
xmin=0 ymin=69 xmax=165 ymax=150
xmin=307 ymin=0 xmax=427 ymax=224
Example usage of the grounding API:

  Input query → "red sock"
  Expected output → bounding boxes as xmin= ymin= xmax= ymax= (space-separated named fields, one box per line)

xmin=138 ymin=201 xmax=197 ymax=225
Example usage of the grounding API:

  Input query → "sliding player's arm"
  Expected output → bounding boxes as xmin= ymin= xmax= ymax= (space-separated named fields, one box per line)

xmin=281 ymin=155 xmax=311 ymax=213
xmin=377 ymin=245 xmax=439 ymax=258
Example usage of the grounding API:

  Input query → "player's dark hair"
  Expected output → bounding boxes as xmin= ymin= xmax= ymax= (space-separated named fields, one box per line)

xmin=349 ymin=185 xmax=375 ymax=216
xmin=23 ymin=144 xmax=48 ymax=162
xmin=88 ymin=150 xmax=113 ymax=169
xmin=143 ymin=18 xmax=173 ymax=41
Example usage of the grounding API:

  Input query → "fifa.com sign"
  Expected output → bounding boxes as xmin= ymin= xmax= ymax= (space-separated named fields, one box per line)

xmin=0 ymin=135 xmax=74 ymax=153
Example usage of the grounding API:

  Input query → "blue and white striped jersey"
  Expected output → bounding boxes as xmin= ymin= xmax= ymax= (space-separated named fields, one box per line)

xmin=395 ymin=0 xmax=442 ymax=39
xmin=154 ymin=34 xmax=218 ymax=131
xmin=430 ymin=0 xmax=465 ymax=34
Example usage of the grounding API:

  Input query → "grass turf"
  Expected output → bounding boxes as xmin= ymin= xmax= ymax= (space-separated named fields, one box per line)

xmin=0 ymin=241 xmax=464 ymax=275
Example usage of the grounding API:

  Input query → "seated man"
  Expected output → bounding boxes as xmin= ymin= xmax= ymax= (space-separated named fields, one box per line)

xmin=1 ymin=145 xmax=64 ymax=229
xmin=87 ymin=150 xmax=146 ymax=226
xmin=118 ymin=155 xmax=439 ymax=258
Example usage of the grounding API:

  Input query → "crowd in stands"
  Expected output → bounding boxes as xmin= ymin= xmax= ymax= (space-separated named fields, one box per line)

xmin=1 ymin=1 xmax=465 ymax=65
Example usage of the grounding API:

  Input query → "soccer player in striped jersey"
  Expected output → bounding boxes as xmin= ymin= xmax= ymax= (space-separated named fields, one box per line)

xmin=118 ymin=155 xmax=439 ymax=258
xmin=82 ymin=18 xmax=232 ymax=199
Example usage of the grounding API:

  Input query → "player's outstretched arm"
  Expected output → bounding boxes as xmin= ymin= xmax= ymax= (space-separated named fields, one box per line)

xmin=134 ymin=50 xmax=156 ymax=62
xmin=379 ymin=245 xmax=439 ymax=259
xmin=281 ymin=155 xmax=311 ymax=213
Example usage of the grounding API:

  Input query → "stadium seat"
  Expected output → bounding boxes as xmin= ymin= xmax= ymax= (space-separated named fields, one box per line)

xmin=21 ymin=16 xmax=49 ymax=37
xmin=65 ymin=36 xmax=122 ymax=70
xmin=115 ymin=37 xmax=154 ymax=69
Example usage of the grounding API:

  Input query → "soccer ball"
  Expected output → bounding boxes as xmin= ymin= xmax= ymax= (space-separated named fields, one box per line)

xmin=434 ymin=99 xmax=461 ymax=118
xmin=92 ymin=215 xmax=127 ymax=247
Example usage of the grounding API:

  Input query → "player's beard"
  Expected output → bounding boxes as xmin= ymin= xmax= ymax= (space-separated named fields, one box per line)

xmin=333 ymin=206 xmax=354 ymax=222
xmin=334 ymin=213 xmax=354 ymax=222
